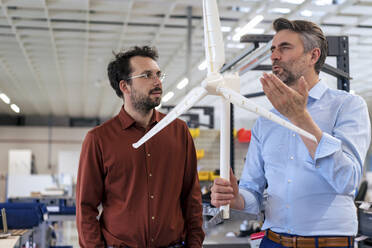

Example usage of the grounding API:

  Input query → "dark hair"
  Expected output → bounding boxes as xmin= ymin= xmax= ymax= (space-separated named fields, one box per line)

xmin=273 ymin=18 xmax=328 ymax=74
xmin=107 ymin=46 xmax=159 ymax=98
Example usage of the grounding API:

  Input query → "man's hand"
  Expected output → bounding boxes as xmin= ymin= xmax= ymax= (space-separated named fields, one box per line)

xmin=260 ymin=73 xmax=308 ymax=122
xmin=260 ymin=72 xmax=322 ymax=157
xmin=210 ymin=168 xmax=244 ymax=209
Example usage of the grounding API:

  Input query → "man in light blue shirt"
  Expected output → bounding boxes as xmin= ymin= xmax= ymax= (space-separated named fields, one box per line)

xmin=211 ymin=18 xmax=371 ymax=247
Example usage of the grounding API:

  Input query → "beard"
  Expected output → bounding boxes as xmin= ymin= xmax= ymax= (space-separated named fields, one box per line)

xmin=272 ymin=58 xmax=306 ymax=86
xmin=131 ymin=87 xmax=162 ymax=114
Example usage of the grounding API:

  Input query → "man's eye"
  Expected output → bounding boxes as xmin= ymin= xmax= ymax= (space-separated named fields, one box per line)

xmin=145 ymin=72 xmax=152 ymax=78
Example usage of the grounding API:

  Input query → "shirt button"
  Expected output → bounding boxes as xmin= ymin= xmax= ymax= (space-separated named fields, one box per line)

xmin=290 ymin=156 xmax=294 ymax=160
xmin=150 ymin=195 xmax=154 ymax=199
xmin=287 ymin=179 xmax=292 ymax=183
xmin=152 ymin=216 xmax=155 ymax=220
xmin=149 ymin=173 xmax=152 ymax=177
xmin=293 ymin=133 xmax=296 ymax=137
xmin=147 ymin=153 xmax=151 ymax=157
xmin=151 ymin=238 xmax=154 ymax=242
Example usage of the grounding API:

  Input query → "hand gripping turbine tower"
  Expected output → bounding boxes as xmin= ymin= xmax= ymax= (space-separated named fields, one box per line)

xmin=133 ymin=0 xmax=316 ymax=219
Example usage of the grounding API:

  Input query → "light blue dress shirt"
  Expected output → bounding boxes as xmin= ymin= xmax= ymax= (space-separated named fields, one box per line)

xmin=239 ymin=81 xmax=371 ymax=236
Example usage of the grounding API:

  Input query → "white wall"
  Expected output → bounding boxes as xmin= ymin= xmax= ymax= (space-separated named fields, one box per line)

xmin=0 ymin=126 xmax=90 ymax=201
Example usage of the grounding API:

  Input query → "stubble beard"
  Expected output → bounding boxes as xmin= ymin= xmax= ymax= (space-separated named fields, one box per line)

xmin=273 ymin=59 xmax=305 ymax=87
xmin=131 ymin=90 xmax=161 ymax=115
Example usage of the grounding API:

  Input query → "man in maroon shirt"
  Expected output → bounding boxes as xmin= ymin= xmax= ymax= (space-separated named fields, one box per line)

xmin=76 ymin=46 xmax=204 ymax=248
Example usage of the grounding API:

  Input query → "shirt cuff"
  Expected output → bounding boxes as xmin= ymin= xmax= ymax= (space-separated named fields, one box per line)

xmin=308 ymin=132 xmax=341 ymax=164
xmin=239 ymin=187 xmax=260 ymax=214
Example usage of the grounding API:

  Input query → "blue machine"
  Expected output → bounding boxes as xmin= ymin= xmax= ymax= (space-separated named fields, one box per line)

xmin=8 ymin=197 xmax=75 ymax=215
xmin=0 ymin=202 xmax=47 ymax=229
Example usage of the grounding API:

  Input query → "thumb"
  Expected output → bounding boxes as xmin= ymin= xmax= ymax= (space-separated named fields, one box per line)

xmin=229 ymin=167 xmax=237 ymax=184
xmin=298 ymin=76 xmax=308 ymax=96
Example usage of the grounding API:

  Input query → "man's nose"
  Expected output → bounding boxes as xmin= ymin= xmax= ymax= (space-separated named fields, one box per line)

xmin=270 ymin=49 xmax=281 ymax=61
xmin=153 ymin=77 xmax=162 ymax=86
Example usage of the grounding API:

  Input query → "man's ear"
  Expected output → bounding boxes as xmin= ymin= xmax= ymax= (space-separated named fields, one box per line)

xmin=119 ymin=80 xmax=130 ymax=95
xmin=310 ymin=48 xmax=321 ymax=65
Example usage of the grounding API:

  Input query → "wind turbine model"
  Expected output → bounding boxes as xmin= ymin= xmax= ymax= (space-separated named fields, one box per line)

xmin=133 ymin=0 xmax=316 ymax=219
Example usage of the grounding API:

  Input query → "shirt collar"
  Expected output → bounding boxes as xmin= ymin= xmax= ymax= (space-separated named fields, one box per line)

xmin=118 ymin=105 xmax=161 ymax=130
xmin=308 ymin=80 xmax=328 ymax=100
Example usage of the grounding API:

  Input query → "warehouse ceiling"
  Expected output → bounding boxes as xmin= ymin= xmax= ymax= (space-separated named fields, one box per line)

xmin=0 ymin=0 xmax=371 ymax=121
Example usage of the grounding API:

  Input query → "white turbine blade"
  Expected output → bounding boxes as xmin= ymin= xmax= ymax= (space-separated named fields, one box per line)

xmin=203 ymin=0 xmax=225 ymax=74
xmin=218 ymin=87 xmax=317 ymax=142
xmin=132 ymin=86 xmax=208 ymax=149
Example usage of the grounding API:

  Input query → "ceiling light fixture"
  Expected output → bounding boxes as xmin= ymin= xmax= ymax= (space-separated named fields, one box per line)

xmin=300 ymin=10 xmax=313 ymax=17
xmin=0 ymin=93 xmax=10 ymax=104
xmin=233 ymin=15 xmax=264 ymax=41
xmin=280 ymin=0 xmax=305 ymax=4
xmin=177 ymin=78 xmax=189 ymax=90
xmin=270 ymin=8 xmax=291 ymax=14
xmin=198 ymin=60 xmax=207 ymax=71
xmin=10 ymin=104 xmax=20 ymax=113
xmin=162 ymin=92 xmax=174 ymax=103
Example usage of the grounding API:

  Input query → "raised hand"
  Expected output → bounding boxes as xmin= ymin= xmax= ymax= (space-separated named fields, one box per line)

xmin=260 ymin=73 xmax=309 ymax=123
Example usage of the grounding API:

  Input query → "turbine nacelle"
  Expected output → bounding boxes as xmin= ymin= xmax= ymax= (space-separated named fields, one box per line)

xmin=202 ymin=72 xmax=240 ymax=96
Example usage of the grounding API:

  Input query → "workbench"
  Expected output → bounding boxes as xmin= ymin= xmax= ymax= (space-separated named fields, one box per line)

xmin=0 ymin=229 xmax=33 ymax=248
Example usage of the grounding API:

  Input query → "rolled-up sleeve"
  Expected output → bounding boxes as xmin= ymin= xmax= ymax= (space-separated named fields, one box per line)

xmin=311 ymin=96 xmax=371 ymax=194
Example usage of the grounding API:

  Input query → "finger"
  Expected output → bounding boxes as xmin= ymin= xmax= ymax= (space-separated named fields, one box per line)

xmin=269 ymin=73 xmax=291 ymax=95
xmin=297 ymin=76 xmax=308 ymax=97
xmin=261 ymin=76 xmax=280 ymax=103
xmin=211 ymin=192 xmax=234 ymax=201
xmin=213 ymin=177 xmax=231 ymax=186
xmin=211 ymin=184 xmax=233 ymax=194
xmin=260 ymin=76 xmax=273 ymax=98
xmin=229 ymin=167 xmax=238 ymax=185
xmin=263 ymin=73 xmax=285 ymax=98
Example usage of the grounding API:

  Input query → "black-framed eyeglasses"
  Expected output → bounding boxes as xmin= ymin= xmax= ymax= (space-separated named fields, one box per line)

xmin=127 ymin=71 xmax=166 ymax=82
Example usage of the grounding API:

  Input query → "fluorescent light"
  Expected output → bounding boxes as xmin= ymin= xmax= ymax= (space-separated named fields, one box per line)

xmin=198 ymin=60 xmax=207 ymax=71
xmin=177 ymin=77 xmax=189 ymax=90
xmin=221 ymin=26 xmax=231 ymax=32
xmin=162 ymin=92 xmax=174 ymax=103
xmin=270 ymin=8 xmax=291 ymax=14
xmin=314 ymin=0 xmax=332 ymax=5
xmin=300 ymin=10 xmax=312 ymax=17
xmin=239 ymin=7 xmax=250 ymax=13
xmin=280 ymin=0 xmax=305 ymax=4
xmin=10 ymin=104 xmax=20 ymax=113
xmin=233 ymin=15 xmax=264 ymax=41
xmin=0 ymin=93 xmax=10 ymax=104
xmin=227 ymin=43 xmax=245 ymax=49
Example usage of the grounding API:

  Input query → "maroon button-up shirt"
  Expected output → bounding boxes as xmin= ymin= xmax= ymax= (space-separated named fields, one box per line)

xmin=76 ymin=107 xmax=204 ymax=248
